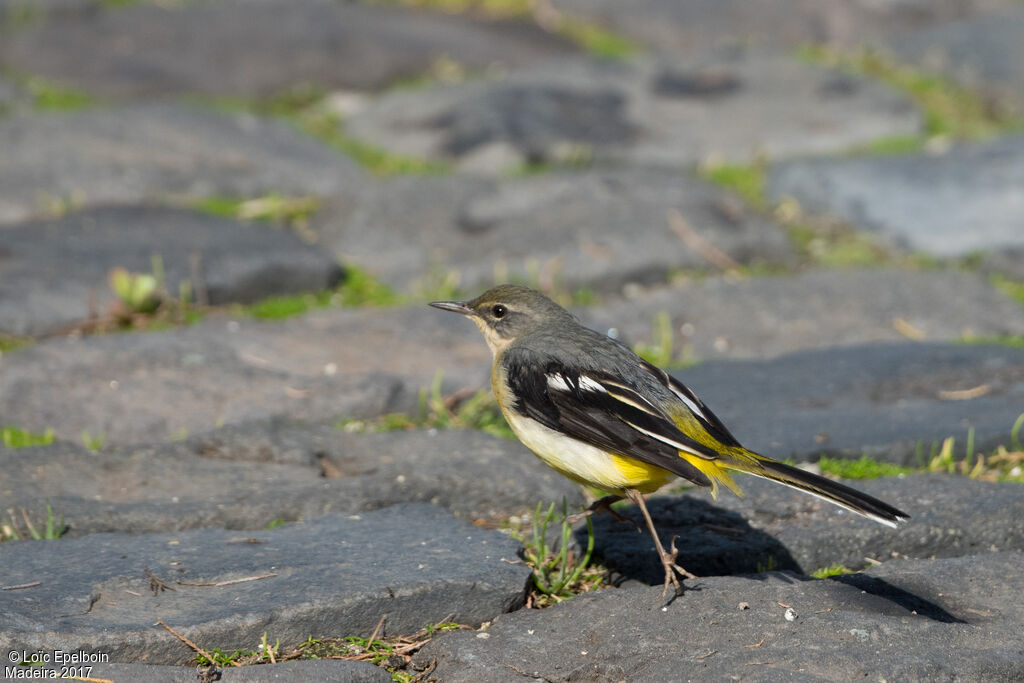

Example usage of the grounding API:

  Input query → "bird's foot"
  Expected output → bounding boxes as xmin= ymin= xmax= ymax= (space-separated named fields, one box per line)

xmin=567 ymin=495 xmax=638 ymax=530
xmin=659 ymin=536 xmax=697 ymax=599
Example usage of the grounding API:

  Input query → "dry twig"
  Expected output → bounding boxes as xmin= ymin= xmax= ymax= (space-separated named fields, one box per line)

xmin=145 ymin=567 xmax=175 ymax=595
xmin=176 ymin=573 xmax=277 ymax=587
xmin=156 ymin=617 xmax=235 ymax=667
xmin=667 ymin=209 xmax=742 ymax=273
xmin=368 ymin=614 xmax=387 ymax=647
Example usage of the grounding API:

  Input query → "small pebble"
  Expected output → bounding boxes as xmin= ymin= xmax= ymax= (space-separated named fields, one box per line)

xmin=738 ymin=602 xmax=749 ymax=611
xmin=784 ymin=607 xmax=798 ymax=621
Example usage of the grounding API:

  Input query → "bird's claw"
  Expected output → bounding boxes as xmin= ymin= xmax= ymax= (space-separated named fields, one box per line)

xmin=659 ymin=536 xmax=697 ymax=598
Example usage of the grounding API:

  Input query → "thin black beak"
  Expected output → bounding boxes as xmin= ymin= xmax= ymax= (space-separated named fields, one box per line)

xmin=429 ymin=300 xmax=474 ymax=316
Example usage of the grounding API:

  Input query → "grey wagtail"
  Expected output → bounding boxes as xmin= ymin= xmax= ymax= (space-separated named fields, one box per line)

xmin=431 ymin=284 xmax=909 ymax=596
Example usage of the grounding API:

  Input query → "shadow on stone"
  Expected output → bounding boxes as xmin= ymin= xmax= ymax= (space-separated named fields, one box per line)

xmin=833 ymin=573 xmax=965 ymax=624
xmin=581 ymin=495 xmax=801 ymax=585
xmin=583 ymin=495 xmax=967 ymax=626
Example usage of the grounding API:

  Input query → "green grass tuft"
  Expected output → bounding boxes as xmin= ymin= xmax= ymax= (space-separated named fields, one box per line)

xmin=817 ymin=455 xmax=914 ymax=480
xmin=286 ymin=103 xmax=450 ymax=176
xmin=0 ymin=335 xmax=32 ymax=353
xmin=699 ymin=162 xmax=767 ymax=209
xmin=957 ymin=335 xmax=1024 ymax=349
xmin=811 ymin=563 xmax=855 ymax=579
xmin=802 ymin=228 xmax=890 ymax=269
xmin=1 ymin=426 xmax=55 ymax=449
xmin=192 ymin=194 xmax=321 ymax=226
xmin=797 ymin=44 xmax=1023 ymax=141
xmin=24 ymin=76 xmax=94 ymax=111
xmin=992 ymin=274 xmax=1024 ymax=306
xmin=519 ymin=499 xmax=603 ymax=605
xmin=340 ymin=266 xmax=405 ymax=307
xmin=2 ymin=502 xmax=66 ymax=541
xmin=365 ymin=0 xmax=636 ymax=59
xmin=339 ymin=371 xmax=514 ymax=440
xmin=557 ymin=19 xmax=637 ymax=59
xmin=242 ymin=266 xmax=402 ymax=319
xmin=245 ymin=291 xmax=333 ymax=320
xmin=847 ymin=134 xmax=925 ymax=156
xmin=632 ymin=310 xmax=699 ymax=369
xmin=204 ymin=87 xmax=450 ymax=176
xmin=81 ymin=431 xmax=105 ymax=451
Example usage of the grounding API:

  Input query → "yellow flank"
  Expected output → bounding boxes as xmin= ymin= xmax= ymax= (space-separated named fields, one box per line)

xmin=676 ymin=452 xmax=743 ymax=499
xmin=669 ymin=411 xmax=745 ymax=499
xmin=608 ymin=454 xmax=676 ymax=493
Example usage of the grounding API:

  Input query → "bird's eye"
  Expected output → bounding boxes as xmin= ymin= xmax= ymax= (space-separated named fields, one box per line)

xmin=491 ymin=304 xmax=508 ymax=319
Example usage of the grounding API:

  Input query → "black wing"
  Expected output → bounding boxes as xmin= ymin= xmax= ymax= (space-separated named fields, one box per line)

xmin=502 ymin=349 xmax=717 ymax=487
xmin=638 ymin=359 xmax=742 ymax=449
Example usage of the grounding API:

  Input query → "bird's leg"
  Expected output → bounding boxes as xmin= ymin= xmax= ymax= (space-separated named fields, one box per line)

xmin=566 ymin=494 xmax=636 ymax=528
xmin=625 ymin=489 xmax=697 ymax=598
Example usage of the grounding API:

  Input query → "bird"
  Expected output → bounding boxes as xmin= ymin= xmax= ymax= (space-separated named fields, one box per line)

xmin=430 ymin=284 xmax=909 ymax=597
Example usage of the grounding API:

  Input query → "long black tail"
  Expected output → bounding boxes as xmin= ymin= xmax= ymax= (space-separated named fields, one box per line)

xmin=726 ymin=450 xmax=910 ymax=527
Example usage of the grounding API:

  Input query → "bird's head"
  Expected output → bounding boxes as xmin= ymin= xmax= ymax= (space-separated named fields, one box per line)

xmin=430 ymin=284 xmax=574 ymax=356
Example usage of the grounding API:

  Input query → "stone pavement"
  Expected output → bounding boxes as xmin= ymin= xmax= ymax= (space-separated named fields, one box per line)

xmin=1 ymin=1 xmax=1022 ymax=680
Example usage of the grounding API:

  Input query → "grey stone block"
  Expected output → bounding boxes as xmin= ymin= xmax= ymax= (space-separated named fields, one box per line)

xmin=346 ymin=54 xmax=920 ymax=169
xmin=0 ymin=424 xmax=584 ymax=535
xmin=768 ymin=136 xmax=1024 ymax=258
xmin=0 ymin=206 xmax=344 ymax=336
xmin=415 ymin=551 xmax=1024 ymax=682
xmin=318 ymin=169 xmax=794 ymax=293
xmin=0 ymin=305 xmax=489 ymax=446
xmin=0 ymin=0 xmax=575 ymax=98
xmin=0 ymin=505 xmax=531 ymax=665
xmin=0 ymin=103 xmax=367 ymax=226
xmin=580 ymin=269 xmax=1024 ymax=360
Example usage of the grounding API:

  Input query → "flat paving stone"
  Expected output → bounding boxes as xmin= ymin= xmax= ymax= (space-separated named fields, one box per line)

xmin=589 ymin=474 xmax=1024 ymax=583
xmin=0 ymin=0 xmax=576 ymax=99
xmin=218 ymin=661 xmax=391 ymax=682
xmin=0 ymin=305 xmax=490 ymax=446
xmin=0 ymin=206 xmax=344 ymax=337
xmin=345 ymin=54 xmax=920 ymax=171
xmin=882 ymin=6 xmax=1024 ymax=117
xmin=320 ymin=169 xmax=794 ymax=293
xmin=767 ymin=136 xmax=1024 ymax=258
xmin=21 ymin=660 xmax=390 ymax=683
xmin=580 ymin=269 xmax=1024 ymax=360
xmin=0 ymin=103 xmax=367 ymax=226
xmin=547 ymin=0 xmax=1009 ymax=55
xmin=414 ymin=551 xmax=1024 ymax=682
xmin=0 ymin=505 xmax=531 ymax=665
xmin=0 ymin=424 xmax=584 ymax=535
